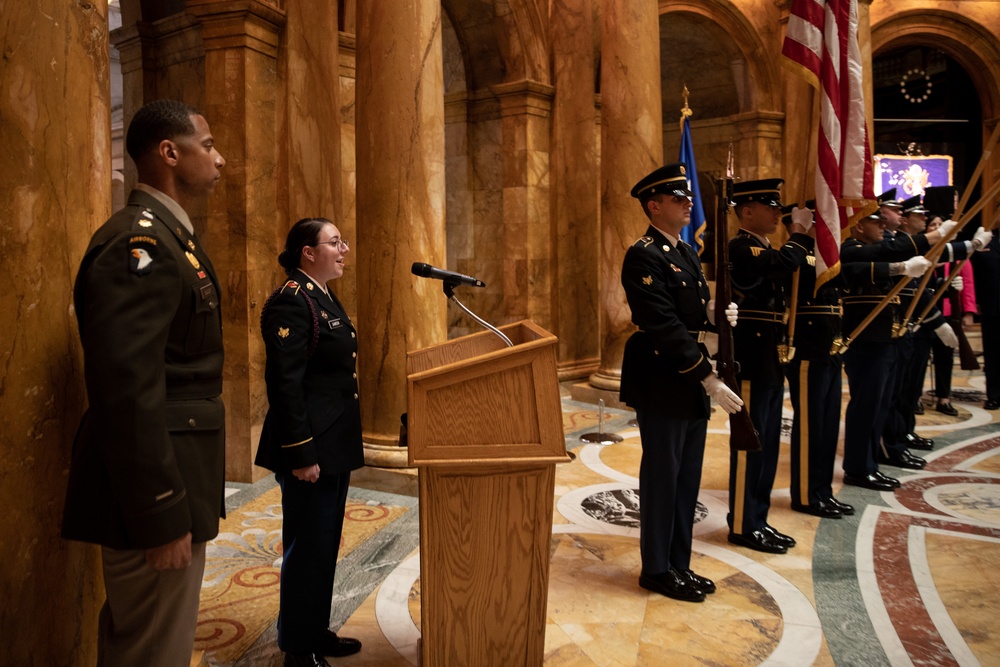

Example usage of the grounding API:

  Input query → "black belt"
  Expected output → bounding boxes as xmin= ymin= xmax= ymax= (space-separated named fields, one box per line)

xmin=797 ymin=305 xmax=842 ymax=315
xmin=842 ymin=295 xmax=900 ymax=305
xmin=739 ymin=309 xmax=784 ymax=323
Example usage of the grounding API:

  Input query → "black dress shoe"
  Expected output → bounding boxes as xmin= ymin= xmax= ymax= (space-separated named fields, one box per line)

xmin=728 ymin=529 xmax=788 ymax=554
xmin=763 ymin=524 xmax=796 ymax=548
xmin=905 ymin=433 xmax=934 ymax=451
xmin=639 ymin=569 xmax=706 ymax=602
xmin=935 ymin=402 xmax=959 ymax=416
xmin=873 ymin=470 xmax=901 ymax=488
xmin=914 ymin=400 xmax=924 ymax=415
xmin=985 ymin=400 xmax=1000 ymax=410
xmin=680 ymin=568 xmax=716 ymax=594
xmin=791 ymin=499 xmax=843 ymax=518
xmin=317 ymin=630 xmax=362 ymax=658
xmin=285 ymin=654 xmax=330 ymax=667
xmin=843 ymin=473 xmax=895 ymax=492
xmin=825 ymin=497 xmax=855 ymax=516
xmin=879 ymin=450 xmax=926 ymax=470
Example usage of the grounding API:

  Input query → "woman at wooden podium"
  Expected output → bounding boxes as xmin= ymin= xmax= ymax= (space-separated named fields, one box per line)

xmin=255 ymin=217 xmax=364 ymax=666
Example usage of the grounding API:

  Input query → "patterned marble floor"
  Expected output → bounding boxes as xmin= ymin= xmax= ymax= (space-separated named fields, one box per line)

xmin=197 ymin=370 xmax=1000 ymax=667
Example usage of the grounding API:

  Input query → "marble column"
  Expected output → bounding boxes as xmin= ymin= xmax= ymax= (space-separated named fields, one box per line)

xmin=280 ymin=0 xmax=346 ymax=306
xmin=0 ymin=2 xmax=110 ymax=663
xmin=356 ymin=0 xmax=446 ymax=463
xmin=494 ymin=80 xmax=556 ymax=330
xmin=188 ymin=0 xmax=286 ymax=482
xmin=591 ymin=0 xmax=663 ymax=391
xmin=551 ymin=0 xmax=600 ymax=379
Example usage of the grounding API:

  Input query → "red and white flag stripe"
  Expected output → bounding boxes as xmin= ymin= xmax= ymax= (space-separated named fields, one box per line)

xmin=782 ymin=0 xmax=875 ymax=288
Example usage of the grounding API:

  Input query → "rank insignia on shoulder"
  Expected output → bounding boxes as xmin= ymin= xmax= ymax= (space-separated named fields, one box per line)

xmin=281 ymin=280 xmax=301 ymax=294
xmin=636 ymin=236 xmax=654 ymax=247
xmin=186 ymin=251 xmax=201 ymax=270
xmin=642 ymin=275 xmax=653 ymax=285
xmin=138 ymin=209 xmax=155 ymax=227
xmin=139 ymin=219 xmax=153 ymax=228
xmin=807 ymin=255 xmax=816 ymax=266
xmin=750 ymin=246 xmax=764 ymax=257
xmin=278 ymin=327 xmax=291 ymax=339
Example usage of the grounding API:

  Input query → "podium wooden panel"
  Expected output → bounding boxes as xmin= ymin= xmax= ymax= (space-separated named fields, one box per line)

xmin=406 ymin=320 xmax=568 ymax=666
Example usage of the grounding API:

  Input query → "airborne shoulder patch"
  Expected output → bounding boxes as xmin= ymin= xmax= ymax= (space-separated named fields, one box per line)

xmin=127 ymin=235 xmax=158 ymax=276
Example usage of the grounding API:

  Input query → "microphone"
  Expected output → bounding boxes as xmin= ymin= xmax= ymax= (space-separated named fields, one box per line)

xmin=411 ymin=262 xmax=486 ymax=288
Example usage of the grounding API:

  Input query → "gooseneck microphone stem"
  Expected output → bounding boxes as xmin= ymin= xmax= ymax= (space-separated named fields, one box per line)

xmin=443 ymin=283 xmax=513 ymax=347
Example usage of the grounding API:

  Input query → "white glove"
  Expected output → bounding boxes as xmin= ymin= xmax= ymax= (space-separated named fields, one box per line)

xmin=938 ymin=219 xmax=958 ymax=237
xmin=724 ymin=302 xmax=738 ymax=327
xmin=973 ymin=227 xmax=993 ymax=250
xmin=935 ymin=322 xmax=959 ymax=349
xmin=791 ymin=206 xmax=814 ymax=232
xmin=700 ymin=374 xmax=744 ymax=414
xmin=708 ymin=299 xmax=738 ymax=327
xmin=951 ymin=275 xmax=964 ymax=292
xmin=902 ymin=255 xmax=932 ymax=277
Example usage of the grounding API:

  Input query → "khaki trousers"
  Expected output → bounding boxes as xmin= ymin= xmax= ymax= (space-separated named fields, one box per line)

xmin=98 ymin=542 xmax=206 ymax=667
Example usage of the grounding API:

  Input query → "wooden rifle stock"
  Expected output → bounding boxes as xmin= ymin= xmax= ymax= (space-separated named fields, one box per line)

xmin=714 ymin=177 xmax=761 ymax=452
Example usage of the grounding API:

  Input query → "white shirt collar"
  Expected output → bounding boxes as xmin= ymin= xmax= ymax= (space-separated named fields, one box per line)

xmin=134 ymin=183 xmax=194 ymax=235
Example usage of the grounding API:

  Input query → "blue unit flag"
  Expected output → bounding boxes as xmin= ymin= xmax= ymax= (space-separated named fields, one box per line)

xmin=679 ymin=116 xmax=707 ymax=254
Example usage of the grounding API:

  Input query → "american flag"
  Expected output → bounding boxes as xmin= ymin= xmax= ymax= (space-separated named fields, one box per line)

xmin=782 ymin=0 xmax=876 ymax=288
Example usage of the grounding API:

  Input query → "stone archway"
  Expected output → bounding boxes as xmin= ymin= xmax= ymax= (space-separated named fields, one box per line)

xmin=872 ymin=9 xmax=1000 ymax=221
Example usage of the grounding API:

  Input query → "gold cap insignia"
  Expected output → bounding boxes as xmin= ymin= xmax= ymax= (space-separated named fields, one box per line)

xmin=278 ymin=327 xmax=290 ymax=339
xmin=138 ymin=219 xmax=153 ymax=227
xmin=642 ymin=276 xmax=653 ymax=286
xmin=186 ymin=251 xmax=201 ymax=270
xmin=187 ymin=240 xmax=196 ymax=251
xmin=306 ymin=282 xmax=315 ymax=290
xmin=680 ymin=165 xmax=686 ymax=176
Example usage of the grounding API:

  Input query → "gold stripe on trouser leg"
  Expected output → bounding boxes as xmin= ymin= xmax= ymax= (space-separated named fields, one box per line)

xmin=798 ymin=361 xmax=811 ymax=506
xmin=734 ymin=380 xmax=749 ymax=533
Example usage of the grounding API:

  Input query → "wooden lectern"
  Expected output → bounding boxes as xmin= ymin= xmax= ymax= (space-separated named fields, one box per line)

xmin=406 ymin=320 xmax=569 ymax=666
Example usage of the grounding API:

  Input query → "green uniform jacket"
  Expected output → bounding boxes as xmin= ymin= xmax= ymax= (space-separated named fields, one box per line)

xmin=62 ymin=189 xmax=226 ymax=550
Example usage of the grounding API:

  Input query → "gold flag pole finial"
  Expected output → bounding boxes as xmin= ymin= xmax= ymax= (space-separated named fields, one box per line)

xmin=680 ymin=85 xmax=693 ymax=133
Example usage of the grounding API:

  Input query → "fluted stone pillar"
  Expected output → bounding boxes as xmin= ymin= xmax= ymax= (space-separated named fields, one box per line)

xmin=356 ymin=0 xmax=446 ymax=465
xmin=0 ymin=2 xmax=110 ymax=663
xmin=591 ymin=0 xmax=663 ymax=391
xmin=188 ymin=0 xmax=286 ymax=482
xmin=551 ymin=0 xmax=600 ymax=379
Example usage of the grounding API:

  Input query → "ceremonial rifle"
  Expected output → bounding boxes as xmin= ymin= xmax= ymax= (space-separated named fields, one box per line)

xmin=714 ymin=172 xmax=761 ymax=452
xmin=838 ymin=179 xmax=1000 ymax=351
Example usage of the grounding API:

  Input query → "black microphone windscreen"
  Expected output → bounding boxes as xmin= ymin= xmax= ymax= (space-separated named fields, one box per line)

xmin=411 ymin=262 xmax=431 ymax=277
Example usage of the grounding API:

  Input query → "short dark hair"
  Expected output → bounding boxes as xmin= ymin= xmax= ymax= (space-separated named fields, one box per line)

xmin=125 ymin=100 xmax=199 ymax=162
xmin=279 ymin=218 xmax=334 ymax=274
